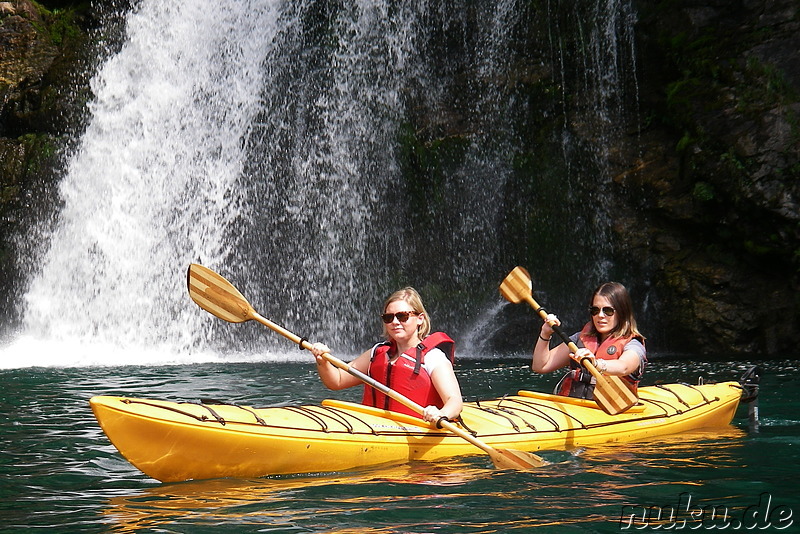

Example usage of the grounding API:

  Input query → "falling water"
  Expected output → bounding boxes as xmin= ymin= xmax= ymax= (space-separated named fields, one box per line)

xmin=545 ymin=0 xmax=640 ymax=280
xmin=3 ymin=0 xmax=641 ymax=367
xmin=9 ymin=1 xmax=282 ymax=366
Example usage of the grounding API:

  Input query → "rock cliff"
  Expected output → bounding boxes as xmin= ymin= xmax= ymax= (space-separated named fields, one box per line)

xmin=619 ymin=0 xmax=799 ymax=353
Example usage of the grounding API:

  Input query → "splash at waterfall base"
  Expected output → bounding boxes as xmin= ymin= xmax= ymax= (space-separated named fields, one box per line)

xmin=90 ymin=381 xmax=744 ymax=482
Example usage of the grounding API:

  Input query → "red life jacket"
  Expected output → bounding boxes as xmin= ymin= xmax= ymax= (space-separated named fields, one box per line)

xmin=361 ymin=332 xmax=455 ymax=418
xmin=556 ymin=322 xmax=645 ymax=399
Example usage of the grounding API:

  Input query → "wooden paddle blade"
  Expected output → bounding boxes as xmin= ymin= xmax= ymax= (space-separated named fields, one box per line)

xmin=590 ymin=370 xmax=639 ymax=415
xmin=499 ymin=266 xmax=533 ymax=304
xmin=187 ymin=264 xmax=255 ymax=323
xmin=576 ymin=357 xmax=638 ymax=415
xmin=490 ymin=448 xmax=548 ymax=469
xmin=439 ymin=418 xmax=546 ymax=470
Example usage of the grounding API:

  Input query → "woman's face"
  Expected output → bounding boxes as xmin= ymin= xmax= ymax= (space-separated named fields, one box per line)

xmin=383 ymin=299 xmax=423 ymax=344
xmin=591 ymin=294 xmax=618 ymax=338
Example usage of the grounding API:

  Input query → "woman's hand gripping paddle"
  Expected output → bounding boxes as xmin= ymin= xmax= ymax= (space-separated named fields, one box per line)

xmin=499 ymin=266 xmax=638 ymax=415
xmin=187 ymin=263 xmax=546 ymax=469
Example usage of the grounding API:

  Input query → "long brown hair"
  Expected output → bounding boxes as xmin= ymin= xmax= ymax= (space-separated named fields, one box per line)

xmin=588 ymin=282 xmax=644 ymax=340
xmin=382 ymin=287 xmax=431 ymax=339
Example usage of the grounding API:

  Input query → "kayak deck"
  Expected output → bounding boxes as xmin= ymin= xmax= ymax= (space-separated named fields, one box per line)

xmin=90 ymin=381 xmax=744 ymax=482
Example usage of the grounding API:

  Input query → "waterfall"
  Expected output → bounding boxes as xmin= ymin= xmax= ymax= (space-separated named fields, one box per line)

xmin=2 ymin=0 xmax=640 ymax=368
xmin=10 ymin=1 xmax=282 ymax=366
xmin=545 ymin=0 xmax=639 ymax=272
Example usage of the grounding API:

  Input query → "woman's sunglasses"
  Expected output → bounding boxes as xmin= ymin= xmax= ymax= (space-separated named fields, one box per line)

xmin=380 ymin=311 xmax=419 ymax=324
xmin=589 ymin=306 xmax=616 ymax=317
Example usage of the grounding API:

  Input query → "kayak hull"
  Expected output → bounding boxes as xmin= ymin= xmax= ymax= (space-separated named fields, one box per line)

xmin=90 ymin=381 xmax=743 ymax=482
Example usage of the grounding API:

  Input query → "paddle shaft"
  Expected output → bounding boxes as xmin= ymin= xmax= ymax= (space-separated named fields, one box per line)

xmin=188 ymin=263 xmax=544 ymax=468
xmin=252 ymin=310 xmax=426 ymax=412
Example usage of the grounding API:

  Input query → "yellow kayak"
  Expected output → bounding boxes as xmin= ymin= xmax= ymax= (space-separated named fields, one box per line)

xmin=90 ymin=381 xmax=743 ymax=482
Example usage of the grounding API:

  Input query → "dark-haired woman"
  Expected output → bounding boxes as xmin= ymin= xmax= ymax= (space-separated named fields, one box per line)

xmin=310 ymin=287 xmax=463 ymax=424
xmin=532 ymin=282 xmax=646 ymax=400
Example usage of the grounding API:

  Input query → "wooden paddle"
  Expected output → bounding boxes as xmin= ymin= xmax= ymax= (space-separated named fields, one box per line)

xmin=187 ymin=263 xmax=546 ymax=469
xmin=499 ymin=266 xmax=638 ymax=415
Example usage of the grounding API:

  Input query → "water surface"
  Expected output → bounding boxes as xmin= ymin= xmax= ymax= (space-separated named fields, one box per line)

xmin=1 ymin=356 xmax=796 ymax=532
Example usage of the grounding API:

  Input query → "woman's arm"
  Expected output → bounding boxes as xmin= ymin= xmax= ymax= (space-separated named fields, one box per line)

xmin=573 ymin=347 xmax=642 ymax=377
xmin=310 ymin=343 xmax=371 ymax=391
xmin=425 ymin=359 xmax=463 ymax=422
xmin=532 ymin=314 xmax=572 ymax=373
xmin=589 ymin=349 xmax=642 ymax=377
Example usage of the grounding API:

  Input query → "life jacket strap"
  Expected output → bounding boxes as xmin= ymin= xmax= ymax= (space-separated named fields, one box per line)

xmin=413 ymin=344 xmax=424 ymax=375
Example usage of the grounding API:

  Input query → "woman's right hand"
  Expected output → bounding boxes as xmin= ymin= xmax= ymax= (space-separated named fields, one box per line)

xmin=540 ymin=313 xmax=560 ymax=338
xmin=570 ymin=347 xmax=595 ymax=366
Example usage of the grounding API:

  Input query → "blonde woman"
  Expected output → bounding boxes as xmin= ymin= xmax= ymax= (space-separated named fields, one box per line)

xmin=310 ymin=287 xmax=463 ymax=425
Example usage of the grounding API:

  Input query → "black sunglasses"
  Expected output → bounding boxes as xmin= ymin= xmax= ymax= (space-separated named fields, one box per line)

xmin=380 ymin=311 xmax=419 ymax=324
xmin=589 ymin=306 xmax=616 ymax=317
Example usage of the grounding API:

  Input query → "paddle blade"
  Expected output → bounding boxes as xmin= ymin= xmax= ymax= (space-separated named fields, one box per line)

xmin=187 ymin=264 xmax=254 ymax=323
xmin=490 ymin=448 xmax=547 ymax=469
xmin=590 ymin=370 xmax=639 ymax=415
xmin=499 ymin=266 xmax=532 ymax=304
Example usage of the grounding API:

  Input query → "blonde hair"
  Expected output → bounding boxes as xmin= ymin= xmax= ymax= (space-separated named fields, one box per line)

xmin=382 ymin=287 xmax=431 ymax=339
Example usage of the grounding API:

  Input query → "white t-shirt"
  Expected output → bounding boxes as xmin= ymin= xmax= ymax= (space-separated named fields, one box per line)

xmin=418 ymin=347 xmax=448 ymax=376
xmin=383 ymin=346 xmax=449 ymax=376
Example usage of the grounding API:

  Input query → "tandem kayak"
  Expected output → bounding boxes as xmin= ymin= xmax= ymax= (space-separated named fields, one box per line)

xmin=90 ymin=380 xmax=746 ymax=482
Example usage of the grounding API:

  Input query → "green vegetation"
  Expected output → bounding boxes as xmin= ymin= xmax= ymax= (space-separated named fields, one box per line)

xmin=19 ymin=133 xmax=58 ymax=175
xmin=739 ymin=57 xmax=797 ymax=111
xmin=27 ymin=1 xmax=85 ymax=47
xmin=692 ymin=181 xmax=714 ymax=202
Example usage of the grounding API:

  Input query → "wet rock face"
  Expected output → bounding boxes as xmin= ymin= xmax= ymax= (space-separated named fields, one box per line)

xmin=1 ymin=0 xmax=87 ymax=326
xmin=617 ymin=0 xmax=799 ymax=354
xmin=1 ymin=1 xmax=58 ymax=134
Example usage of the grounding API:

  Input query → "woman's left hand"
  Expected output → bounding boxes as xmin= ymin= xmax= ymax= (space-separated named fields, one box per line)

xmin=571 ymin=348 xmax=596 ymax=367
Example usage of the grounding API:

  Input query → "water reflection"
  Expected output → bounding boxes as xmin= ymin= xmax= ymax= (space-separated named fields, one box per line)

xmin=103 ymin=460 xmax=491 ymax=532
xmin=100 ymin=428 xmax=752 ymax=533
xmin=581 ymin=427 xmax=747 ymax=467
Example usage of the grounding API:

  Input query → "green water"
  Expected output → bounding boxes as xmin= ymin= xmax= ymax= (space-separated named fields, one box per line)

xmin=1 ymin=356 xmax=797 ymax=533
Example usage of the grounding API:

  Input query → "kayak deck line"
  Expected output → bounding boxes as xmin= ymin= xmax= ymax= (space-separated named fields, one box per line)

xmin=90 ymin=380 xmax=745 ymax=482
xmin=656 ymin=382 xmax=710 ymax=406
xmin=115 ymin=396 xmax=438 ymax=436
xmin=477 ymin=385 xmax=731 ymax=434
